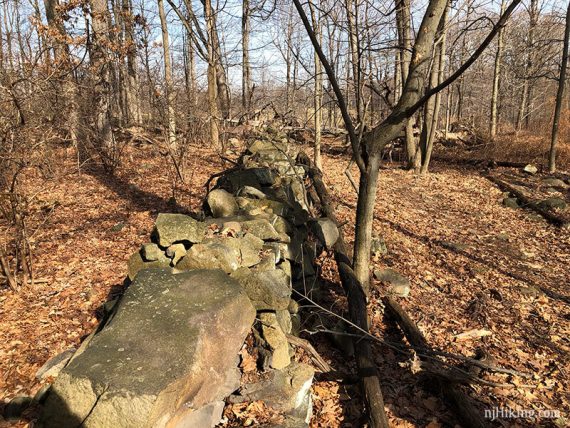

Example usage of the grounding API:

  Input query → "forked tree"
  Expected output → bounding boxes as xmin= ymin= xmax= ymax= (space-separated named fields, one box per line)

xmin=293 ymin=0 xmax=523 ymax=425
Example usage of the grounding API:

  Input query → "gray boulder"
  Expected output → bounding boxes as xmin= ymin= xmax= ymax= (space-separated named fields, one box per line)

xmin=224 ymin=168 xmax=276 ymax=191
xmin=237 ymin=362 xmax=314 ymax=422
xmin=374 ymin=268 xmax=411 ymax=297
xmin=310 ymin=218 xmax=339 ymax=248
xmin=260 ymin=312 xmax=291 ymax=369
xmin=207 ymin=189 xmax=239 ymax=218
xmin=39 ymin=269 xmax=255 ymax=428
xmin=127 ymin=251 xmax=171 ymax=281
xmin=231 ymin=268 xmax=291 ymax=310
xmin=538 ymin=197 xmax=567 ymax=210
xmin=523 ymin=164 xmax=538 ymax=174
xmin=371 ymin=236 xmax=388 ymax=257
xmin=141 ymin=243 xmax=164 ymax=262
xmin=176 ymin=240 xmax=239 ymax=273
xmin=240 ymin=219 xmax=281 ymax=241
xmin=502 ymin=197 xmax=519 ymax=209
xmin=541 ymin=178 xmax=567 ymax=189
xmin=166 ymin=243 xmax=186 ymax=265
xmin=36 ymin=349 xmax=76 ymax=380
xmin=215 ymin=234 xmax=264 ymax=268
xmin=152 ymin=213 xmax=205 ymax=247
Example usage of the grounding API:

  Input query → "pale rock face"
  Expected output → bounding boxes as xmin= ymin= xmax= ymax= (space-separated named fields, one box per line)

xmin=152 ymin=213 xmax=205 ymax=247
xmin=310 ymin=218 xmax=339 ymax=249
xmin=39 ymin=269 xmax=255 ymax=428
xmin=260 ymin=312 xmax=291 ymax=370
xmin=207 ymin=189 xmax=239 ymax=218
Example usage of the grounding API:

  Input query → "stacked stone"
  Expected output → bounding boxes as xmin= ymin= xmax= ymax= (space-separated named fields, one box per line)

xmin=127 ymin=140 xmax=314 ymax=371
xmin=36 ymin=139 xmax=339 ymax=428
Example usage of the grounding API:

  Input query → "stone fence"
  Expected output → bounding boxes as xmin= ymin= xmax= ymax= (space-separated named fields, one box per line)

xmin=37 ymin=138 xmax=340 ymax=428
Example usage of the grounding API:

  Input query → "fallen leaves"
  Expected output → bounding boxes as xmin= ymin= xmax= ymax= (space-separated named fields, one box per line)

xmin=453 ymin=329 xmax=493 ymax=342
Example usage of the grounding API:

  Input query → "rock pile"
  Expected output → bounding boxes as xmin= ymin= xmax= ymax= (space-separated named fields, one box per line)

xmin=37 ymin=139 xmax=338 ymax=428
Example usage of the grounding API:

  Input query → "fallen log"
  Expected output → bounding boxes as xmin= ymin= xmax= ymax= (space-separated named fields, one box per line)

xmin=485 ymin=174 xmax=568 ymax=227
xmin=384 ymin=296 xmax=488 ymax=428
xmin=298 ymin=151 xmax=389 ymax=428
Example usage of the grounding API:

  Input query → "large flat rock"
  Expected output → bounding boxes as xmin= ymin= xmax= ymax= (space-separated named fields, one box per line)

xmin=39 ymin=268 xmax=255 ymax=428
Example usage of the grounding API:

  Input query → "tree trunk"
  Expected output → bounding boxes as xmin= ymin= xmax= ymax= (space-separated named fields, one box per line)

xmin=517 ymin=0 xmax=538 ymax=130
xmin=548 ymin=2 xmax=570 ymax=173
xmin=209 ymin=3 xmax=230 ymax=120
xmin=420 ymin=3 xmax=448 ymax=175
xmin=346 ymin=0 xmax=362 ymax=125
xmin=204 ymin=0 xmax=220 ymax=150
xmin=396 ymin=0 xmax=420 ymax=171
xmin=157 ymin=0 xmax=177 ymax=149
xmin=89 ymin=0 xmax=114 ymax=155
xmin=309 ymin=2 xmax=323 ymax=169
xmin=123 ymin=0 xmax=141 ymax=125
xmin=242 ymin=0 xmax=251 ymax=113
xmin=183 ymin=24 xmax=197 ymax=109
xmin=43 ymin=0 xmax=78 ymax=146
xmin=490 ymin=0 xmax=506 ymax=139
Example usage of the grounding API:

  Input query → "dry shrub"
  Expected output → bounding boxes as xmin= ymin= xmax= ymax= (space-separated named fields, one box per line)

xmin=0 ymin=123 xmax=64 ymax=289
xmin=478 ymin=125 xmax=570 ymax=171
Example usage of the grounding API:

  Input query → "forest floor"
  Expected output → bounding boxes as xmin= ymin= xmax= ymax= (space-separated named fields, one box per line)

xmin=0 ymin=136 xmax=569 ymax=427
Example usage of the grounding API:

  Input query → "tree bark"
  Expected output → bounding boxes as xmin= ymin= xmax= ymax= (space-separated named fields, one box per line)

xmin=548 ymin=2 xmax=570 ymax=173
xmin=396 ymin=0 xmax=420 ymax=171
xmin=298 ymin=152 xmax=389 ymax=428
xmin=123 ymin=0 xmax=141 ymax=125
xmin=43 ymin=0 xmax=78 ymax=146
xmin=89 ymin=0 xmax=114 ymax=155
xmin=309 ymin=2 xmax=323 ymax=170
xmin=517 ymin=0 xmax=538 ymax=130
xmin=420 ymin=3 xmax=448 ymax=174
xmin=204 ymin=0 xmax=220 ymax=150
xmin=157 ymin=0 xmax=177 ymax=149
xmin=242 ymin=0 xmax=251 ymax=113
xmin=490 ymin=0 xmax=506 ymax=139
xmin=346 ymin=0 xmax=362 ymax=125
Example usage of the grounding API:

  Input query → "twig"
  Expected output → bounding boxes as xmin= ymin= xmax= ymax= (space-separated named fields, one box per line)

xmin=286 ymin=334 xmax=332 ymax=373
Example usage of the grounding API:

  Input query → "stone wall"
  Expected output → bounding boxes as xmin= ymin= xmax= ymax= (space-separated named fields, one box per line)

xmin=37 ymin=139 xmax=339 ymax=427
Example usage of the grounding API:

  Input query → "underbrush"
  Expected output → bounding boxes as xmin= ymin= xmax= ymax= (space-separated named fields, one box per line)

xmin=480 ymin=132 xmax=570 ymax=170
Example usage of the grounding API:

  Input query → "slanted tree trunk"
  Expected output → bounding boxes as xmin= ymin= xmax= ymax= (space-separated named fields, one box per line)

xmin=157 ymin=0 xmax=177 ymax=149
xmin=548 ymin=2 xmax=570 ymax=173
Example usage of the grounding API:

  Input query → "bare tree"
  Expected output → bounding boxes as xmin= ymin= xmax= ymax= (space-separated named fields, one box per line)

xmin=89 ymin=0 xmax=115 ymax=163
xmin=309 ymin=1 xmax=323 ymax=169
xmin=396 ymin=0 xmax=419 ymax=170
xmin=157 ymin=0 xmax=177 ymax=149
xmin=43 ymin=0 xmax=78 ymax=146
xmin=205 ymin=0 xmax=221 ymax=149
xmin=548 ymin=1 xmax=570 ymax=173
xmin=242 ymin=0 xmax=251 ymax=113
xmin=490 ymin=0 xmax=507 ymax=139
